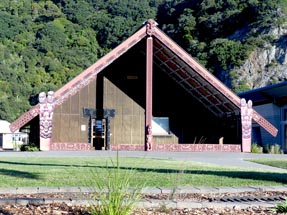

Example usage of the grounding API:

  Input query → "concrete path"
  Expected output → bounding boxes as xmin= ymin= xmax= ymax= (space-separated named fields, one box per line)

xmin=0 ymin=186 xmax=286 ymax=209
xmin=0 ymin=150 xmax=286 ymax=171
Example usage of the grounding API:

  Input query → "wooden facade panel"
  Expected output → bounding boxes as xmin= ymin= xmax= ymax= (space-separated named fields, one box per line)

xmin=132 ymin=100 xmax=144 ymax=115
xmin=88 ymin=79 xmax=96 ymax=108
xmin=107 ymin=92 xmax=116 ymax=109
xmin=109 ymin=117 xmax=115 ymax=145
xmin=122 ymin=115 xmax=132 ymax=145
xmin=153 ymin=135 xmax=178 ymax=144
xmin=60 ymin=114 xmax=70 ymax=142
xmin=107 ymin=79 xmax=116 ymax=96
xmin=54 ymin=105 xmax=61 ymax=113
xmin=140 ymin=114 xmax=144 ymax=145
xmin=115 ymin=90 xmax=123 ymax=116
xmin=52 ymin=80 xmax=96 ymax=144
xmin=131 ymin=115 xmax=144 ymax=145
xmin=116 ymin=116 xmax=125 ymax=145
xmin=80 ymin=85 xmax=89 ymax=110
xmin=103 ymin=77 xmax=146 ymax=147
xmin=61 ymin=98 xmax=70 ymax=114
xmin=112 ymin=116 xmax=121 ymax=144
xmin=122 ymin=94 xmax=133 ymax=115
xmin=104 ymin=83 xmax=113 ymax=108
xmin=71 ymin=93 xmax=79 ymax=114
xmin=104 ymin=78 xmax=118 ymax=109
xmin=69 ymin=115 xmax=79 ymax=141
xmin=52 ymin=113 xmax=61 ymax=142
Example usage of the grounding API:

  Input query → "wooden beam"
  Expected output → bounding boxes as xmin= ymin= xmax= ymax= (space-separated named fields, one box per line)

xmin=146 ymin=36 xmax=153 ymax=151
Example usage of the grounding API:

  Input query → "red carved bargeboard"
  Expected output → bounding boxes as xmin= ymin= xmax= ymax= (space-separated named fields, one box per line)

xmin=9 ymin=19 xmax=278 ymax=144
xmin=9 ymin=27 xmax=147 ymax=133
xmin=9 ymin=105 xmax=40 ymax=133
xmin=110 ymin=144 xmax=241 ymax=152
xmin=50 ymin=143 xmax=92 ymax=151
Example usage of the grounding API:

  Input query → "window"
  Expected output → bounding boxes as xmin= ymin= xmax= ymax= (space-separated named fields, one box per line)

xmin=152 ymin=117 xmax=171 ymax=136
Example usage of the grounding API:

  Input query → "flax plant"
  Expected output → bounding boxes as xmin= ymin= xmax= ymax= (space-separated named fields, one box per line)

xmin=89 ymin=152 xmax=143 ymax=215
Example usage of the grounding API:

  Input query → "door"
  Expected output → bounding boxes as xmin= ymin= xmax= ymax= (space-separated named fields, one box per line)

xmin=92 ymin=119 xmax=106 ymax=150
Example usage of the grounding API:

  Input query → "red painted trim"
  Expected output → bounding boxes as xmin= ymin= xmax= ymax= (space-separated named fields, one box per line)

xmin=50 ymin=142 xmax=92 ymax=151
xmin=48 ymin=142 xmax=241 ymax=152
xmin=110 ymin=144 xmax=241 ymax=152
xmin=10 ymin=105 xmax=39 ymax=132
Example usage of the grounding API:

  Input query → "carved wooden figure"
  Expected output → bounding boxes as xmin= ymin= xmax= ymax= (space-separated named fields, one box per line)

xmin=241 ymin=98 xmax=253 ymax=152
xmin=39 ymin=91 xmax=55 ymax=151
xmin=146 ymin=125 xmax=152 ymax=151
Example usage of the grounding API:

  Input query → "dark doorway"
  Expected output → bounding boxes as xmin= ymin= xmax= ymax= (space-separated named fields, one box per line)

xmin=92 ymin=119 xmax=106 ymax=150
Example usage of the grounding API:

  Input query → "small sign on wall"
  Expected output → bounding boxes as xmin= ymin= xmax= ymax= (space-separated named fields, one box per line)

xmin=81 ymin=125 xmax=86 ymax=131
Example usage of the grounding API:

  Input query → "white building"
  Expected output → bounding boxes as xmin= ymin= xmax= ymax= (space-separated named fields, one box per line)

xmin=0 ymin=120 xmax=28 ymax=150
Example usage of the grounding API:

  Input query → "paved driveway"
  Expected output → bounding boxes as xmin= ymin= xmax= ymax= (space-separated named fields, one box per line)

xmin=0 ymin=150 xmax=286 ymax=171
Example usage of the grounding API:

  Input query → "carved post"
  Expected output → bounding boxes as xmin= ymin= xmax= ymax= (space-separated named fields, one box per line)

xmin=241 ymin=98 xmax=253 ymax=152
xmin=39 ymin=91 xmax=55 ymax=151
xmin=145 ymin=20 xmax=155 ymax=151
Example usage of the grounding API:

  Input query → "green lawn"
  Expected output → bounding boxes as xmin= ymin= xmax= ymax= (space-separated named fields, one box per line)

xmin=0 ymin=157 xmax=286 ymax=187
xmin=248 ymin=158 xmax=287 ymax=170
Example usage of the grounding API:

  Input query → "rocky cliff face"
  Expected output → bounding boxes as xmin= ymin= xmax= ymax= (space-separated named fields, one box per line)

xmin=231 ymin=26 xmax=287 ymax=91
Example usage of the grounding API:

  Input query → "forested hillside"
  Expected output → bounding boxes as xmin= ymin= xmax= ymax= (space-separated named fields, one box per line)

xmin=0 ymin=0 xmax=286 ymax=122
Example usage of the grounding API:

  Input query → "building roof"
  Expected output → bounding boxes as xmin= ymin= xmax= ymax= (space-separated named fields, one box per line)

xmin=0 ymin=120 xmax=21 ymax=133
xmin=0 ymin=120 xmax=11 ymax=133
xmin=9 ymin=19 xmax=278 ymax=137
xmin=239 ymin=81 xmax=287 ymax=106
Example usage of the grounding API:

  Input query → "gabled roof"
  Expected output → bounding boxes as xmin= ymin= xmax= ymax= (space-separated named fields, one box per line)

xmin=10 ymin=19 xmax=278 ymax=137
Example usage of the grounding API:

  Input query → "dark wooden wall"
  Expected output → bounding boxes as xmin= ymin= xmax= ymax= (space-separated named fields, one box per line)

xmin=52 ymin=79 xmax=97 ymax=143
xmin=51 ymin=75 xmax=178 ymax=147
xmin=103 ymin=77 xmax=178 ymax=146
xmin=104 ymin=78 xmax=145 ymax=145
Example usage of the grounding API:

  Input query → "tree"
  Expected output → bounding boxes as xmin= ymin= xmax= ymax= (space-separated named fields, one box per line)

xmin=209 ymin=39 xmax=248 ymax=71
xmin=0 ymin=11 xmax=25 ymax=39
xmin=34 ymin=21 xmax=67 ymax=53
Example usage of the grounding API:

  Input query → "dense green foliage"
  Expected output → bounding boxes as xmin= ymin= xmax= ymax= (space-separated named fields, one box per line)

xmin=0 ymin=0 xmax=285 ymax=121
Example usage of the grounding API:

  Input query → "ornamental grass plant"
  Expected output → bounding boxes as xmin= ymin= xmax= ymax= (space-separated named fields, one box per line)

xmin=88 ymin=152 xmax=143 ymax=215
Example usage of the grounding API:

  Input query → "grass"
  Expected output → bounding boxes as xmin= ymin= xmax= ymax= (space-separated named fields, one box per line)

xmin=0 ymin=157 xmax=286 ymax=187
xmin=247 ymin=158 xmax=287 ymax=170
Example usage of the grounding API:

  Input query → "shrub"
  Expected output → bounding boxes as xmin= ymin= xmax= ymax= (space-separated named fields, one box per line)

xmin=251 ymin=143 xmax=263 ymax=153
xmin=273 ymin=144 xmax=283 ymax=154
xmin=263 ymin=144 xmax=271 ymax=154
xmin=263 ymin=144 xmax=283 ymax=154
xmin=12 ymin=141 xmax=23 ymax=151
xmin=20 ymin=143 xmax=39 ymax=151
